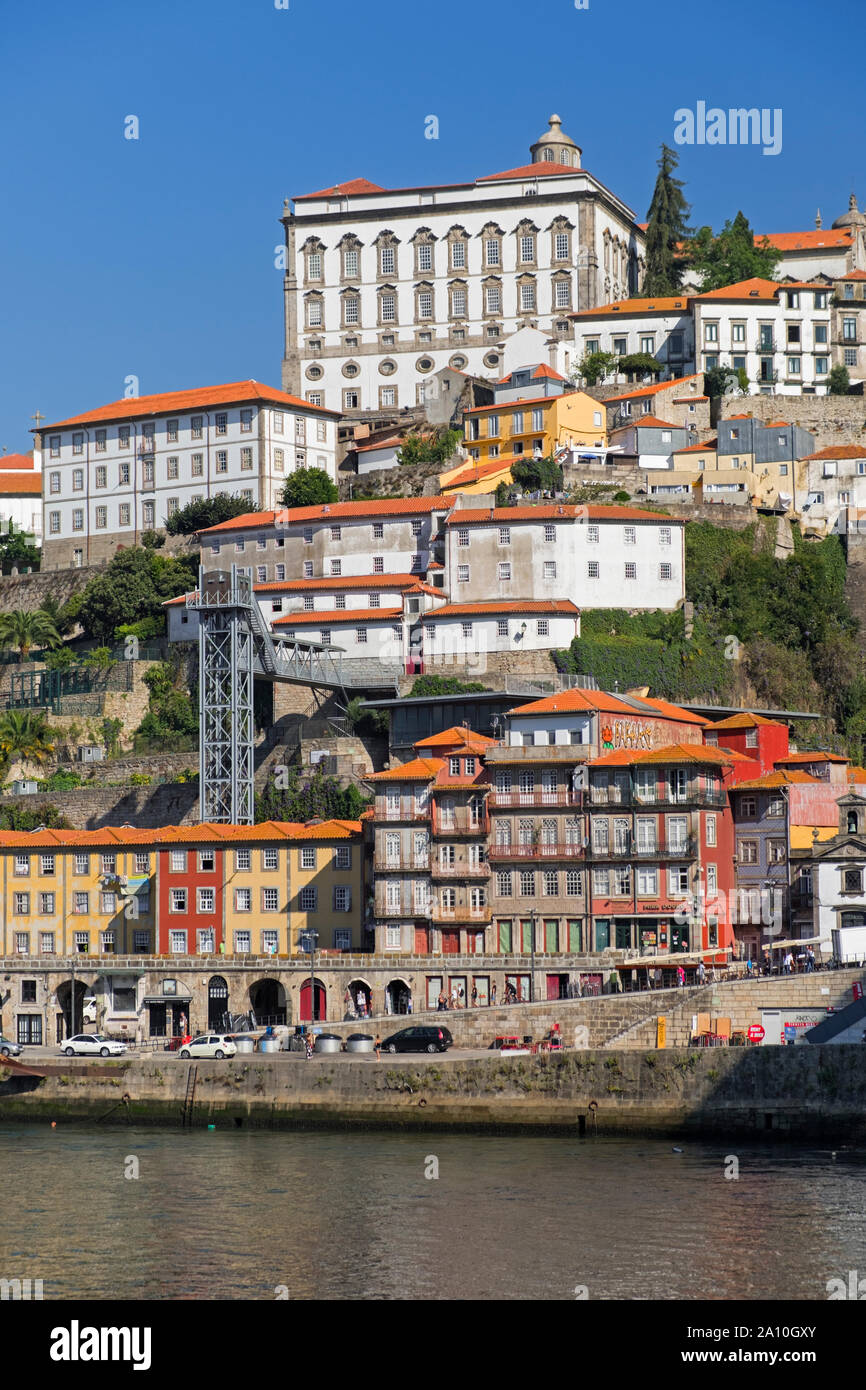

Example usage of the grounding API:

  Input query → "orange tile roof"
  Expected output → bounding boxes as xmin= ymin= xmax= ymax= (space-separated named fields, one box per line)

xmin=354 ymin=435 xmax=405 ymax=453
xmin=675 ymin=437 xmax=717 ymax=454
xmin=571 ymin=296 xmax=689 ymax=317
xmin=838 ymin=269 xmax=866 ymax=281
xmin=201 ymin=495 xmax=450 ymax=534
xmin=532 ymin=363 xmax=569 ymax=381
xmin=758 ymin=229 xmax=853 ymax=251
xmin=800 ymin=444 xmax=866 ymax=461
xmin=367 ymin=757 xmax=444 ymax=782
xmin=39 ymin=380 xmax=339 ymax=431
xmin=295 ymin=177 xmax=386 ymax=200
xmin=731 ymin=770 xmax=823 ymax=790
xmin=0 ymin=452 xmax=36 ymax=470
xmin=163 ymin=575 xmax=446 ymax=607
xmin=464 ymin=393 xmax=561 ymax=414
xmin=672 ymin=395 xmax=709 ymax=403
xmin=591 ymin=742 xmax=745 ymax=767
xmin=446 ymin=504 xmax=680 ymax=525
xmin=0 ymin=474 xmax=42 ymax=494
xmin=693 ymin=277 xmax=782 ymax=302
xmin=422 ymin=599 xmax=579 ymax=618
xmin=273 ymin=606 xmax=402 ymax=627
xmin=848 ymin=766 xmax=866 ymax=781
xmin=508 ymin=688 xmax=656 ymax=717
xmin=0 ymin=819 xmax=361 ymax=847
xmin=442 ymin=458 xmax=514 ymax=489
xmin=415 ymin=726 xmax=496 ymax=749
xmin=776 ymin=750 xmax=849 ymax=764
xmin=603 ymin=374 xmax=703 ymax=403
xmin=612 ymin=413 xmax=680 ymax=431
xmin=707 ymin=712 xmax=786 ymax=730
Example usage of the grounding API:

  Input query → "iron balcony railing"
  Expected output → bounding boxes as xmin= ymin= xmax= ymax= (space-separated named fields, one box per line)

xmin=430 ymin=862 xmax=491 ymax=877
xmin=488 ymin=841 xmax=585 ymax=860
xmin=587 ymin=834 xmax=698 ymax=861
xmin=489 ymin=790 xmax=582 ymax=808
xmin=373 ymin=857 xmax=430 ymax=872
xmin=590 ymin=789 xmax=726 ymax=809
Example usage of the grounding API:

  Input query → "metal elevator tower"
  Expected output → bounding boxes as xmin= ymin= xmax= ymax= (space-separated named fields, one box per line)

xmin=194 ymin=567 xmax=255 ymax=824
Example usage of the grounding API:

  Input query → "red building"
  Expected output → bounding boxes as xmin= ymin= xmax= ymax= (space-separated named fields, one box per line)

xmin=156 ymin=835 xmax=226 ymax=956
xmin=703 ymin=712 xmax=789 ymax=779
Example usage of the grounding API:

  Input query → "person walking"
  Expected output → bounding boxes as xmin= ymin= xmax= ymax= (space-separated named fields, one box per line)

xmin=490 ymin=983 xmax=497 ymax=1006
xmin=304 ymin=1031 xmax=314 ymax=1060
xmin=374 ymin=1034 xmax=381 ymax=1061
xmin=697 ymin=960 xmax=706 ymax=986
xmin=437 ymin=989 xmax=447 ymax=1012
xmin=471 ymin=983 xmax=478 ymax=1009
xmin=676 ymin=964 xmax=685 ymax=989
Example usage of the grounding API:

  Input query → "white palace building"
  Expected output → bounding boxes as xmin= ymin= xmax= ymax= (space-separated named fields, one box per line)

xmin=279 ymin=116 xmax=647 ymax=415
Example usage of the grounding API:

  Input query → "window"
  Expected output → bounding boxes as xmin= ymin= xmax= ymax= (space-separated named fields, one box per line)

xmin=333 ymin=886 xmax=352 ymax=912
xmin=519 ymin=233 xmax=535 ymax=263
xmin=668 ymin=866 xmax=689 ymax=895
xmin=74 ymin=853 xmax=89 ymax=875
xmin=14 ymin=892 xmax=30 ymax=914
xmin=234 ymin=848 xmax=251 ymax=871
xmin=135 ymin=852 xmax=149 ymax=874
xmin=418 ymin=291 xmax=433 ymax=319
xmin=520 ymin=282 xmax=536 ymax=311
xmin=498 ymin=562 xmax=511 ymax=581
xmin=543 ymin=871 xmax=558 ymax=896
xmin=843 ymin=868 xmax=863 ymax=894
xmin=768 ymin=840 xmax=786 ymax=864
xmin=335 ymin=846 xmax=351 ymax=870
xmin=381 ymin=245 xmax=397 ymax=275
xmin=497 ymin=619 xmax=508 ymax=637
xmin=215 ymin=413 xmax=228 ymax=435
xmin=235 ymin=888 xmax=252 ymax=913
xmin=497 ymin=871 xmax=513 ymax=897
xmin=587 ymin=560 xmax=600 ymax=579
xmin=344 ymin=248 xmax=359 ymax=278
xmin=72 ymin=468 xmax=84 ymax=491
xmin=738 ymin=840 xmax=758 ymax=865
xmin=40 ymin=930 xmax=55 ymax=952
xmin=740 ymin=795 xmax=757 ymax=817
xmin=624 ymin=563 xmax=636 ymax=580
xmin=49 ymin=471 xmax=61 ymax=494
xmin=170 ymin=888 xmax=187 ymax=913
xmin=14 ymin=854 xmax=29 ymax=877
xmin=299 ymin=886 xmax=317 ymax=912
xmin=170 ymin=850 xmax=186 ymax=873
xmin=637 ymin=867 xmax=658 ymax=896
xmin=705 ymin=814 xmax=716 ymax=847
xmin=300 ymin=846 xmax=316 ymax=871
xmin=198 ymin=888 xmax=215 ymax=914
xmin=49 ymin=435 xmax=60 ymax=457
xmin=537 ymin=619 xmax=549 ymax=637
xmin=457 ymin=564 xmax=469 ymax=584
xmin=659 ymin=563 xmax=673 ymax=581
xmin=40 ymin=853 xmax=55 ymax=875
xmin=519 ymin=871 xmax=535 ymax=896
xmin=72 ymin=433 xmax=83 ymax=454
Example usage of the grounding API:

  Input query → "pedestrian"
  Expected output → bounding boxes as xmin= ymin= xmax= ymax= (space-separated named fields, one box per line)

xmin=676 ymin=964 xmax=685 ymax=989
xmin=490 ymin=983 xmax=497 ymax=1006
xmin=697 ymin=960 xmax=706 ymax=986
xmin=746 ymin=957 xmax=754 ymax=979
xmin=458 ymin=986 xmax=465 ymax=1010
xmin=471 ymin=984 xmax=478 ymax=1009
xmin=304 ymin=1031 xmax=314 ymax=1060
xmin=374 ymin=1034 xmax=381 ymax=1060
xmin=450 ymin=985 xmax=459 ymax=1010
xmin=437 ymin=989 xmax=447 ymax=1012
xmin=806 ymin=948 xmax=815 ymax=973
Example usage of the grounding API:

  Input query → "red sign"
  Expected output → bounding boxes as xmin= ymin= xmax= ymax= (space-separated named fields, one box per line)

xmin=747 ymin=1025 xmax=765 ymax=1042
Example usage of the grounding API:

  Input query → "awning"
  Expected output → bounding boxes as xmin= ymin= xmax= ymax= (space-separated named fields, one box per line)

xmin=616 ymin=948 xmax=734 ymax=970
xmin=767 ymin=936 xmax=823 ymax=950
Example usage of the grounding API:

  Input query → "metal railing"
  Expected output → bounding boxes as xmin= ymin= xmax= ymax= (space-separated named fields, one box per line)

xmin=488 ymin=842 xmax=584 ymax=860
xmin=588 ymin=835 xmax=697 ymax=860
xmin=489 ymin=790 xmax=581 ymax=807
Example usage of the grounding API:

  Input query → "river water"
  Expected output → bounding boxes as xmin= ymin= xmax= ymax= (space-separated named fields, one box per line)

xmin=1 ymin=1124 xmax=864 ymax=1300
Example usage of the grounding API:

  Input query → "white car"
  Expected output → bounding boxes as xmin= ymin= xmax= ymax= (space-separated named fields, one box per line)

xmin=62 ymin=1034 xmax=127 ymax=1058
xmin=179 ymin=1034 xmax=237 ymax=1059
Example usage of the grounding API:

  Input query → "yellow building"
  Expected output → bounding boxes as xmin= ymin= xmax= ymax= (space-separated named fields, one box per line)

xmin=439 ymin=456 xmax=515 ymax=497
xmin=0 ymin=828 xmax=158 ymax=958
xmin=463 ymin=377 xmax=607 ymax=463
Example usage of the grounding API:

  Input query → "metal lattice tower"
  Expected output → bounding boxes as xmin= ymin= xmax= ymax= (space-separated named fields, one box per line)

xmin=195 ymin=567 xmax=255 ymax=824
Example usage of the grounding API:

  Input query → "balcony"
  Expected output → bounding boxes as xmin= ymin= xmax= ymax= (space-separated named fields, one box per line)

xmin=430 ymin=862 xmax=491 ymax=878
xmin=588 ymin=835 xmax=697 ymax=861
xmin=430 ymin=909 xmax=491 ymax=925
xmin=489 ymin=789 xmax=582 ymax=808
xmin=590 ymin=789 xmax=726 ymax=809
xmin=488 ymin=841 xmax=584 ymax=861
xmin=431 ymin=814 xmax=489 ymax=837
xmin=373 ymin=857 xmax=429 ymax=872
xmin=137 ymin=441 xmax=155 ymax=457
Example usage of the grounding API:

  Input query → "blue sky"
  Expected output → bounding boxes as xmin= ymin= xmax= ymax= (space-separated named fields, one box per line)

xmin=0 ymin=0 xmax=862 ymax=453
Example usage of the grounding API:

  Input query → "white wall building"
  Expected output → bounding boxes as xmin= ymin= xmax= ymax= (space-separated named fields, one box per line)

xmin=692 ymin=278 xmax=833 ymax=394
xmin=0 ymin=453 xmax=42 ymax=538
xmin=38 ymin=380 xmax=340 ymax=569
xmin=280 ymin=116 xmax=646 ymax=414
xmin=444 ymin=504 xmax=686 ymax=611
xmin=571 ymin=295 xmax=695 ymax=377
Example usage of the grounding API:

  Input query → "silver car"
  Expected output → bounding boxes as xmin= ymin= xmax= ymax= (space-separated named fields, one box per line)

xmin=0 ymin=1034 xmax=22 ymax=1058
xmin=62 ymin=1034 xmax=127 ymax=1058
xmin=179 ymin=1034 xmax=237 ymax=1059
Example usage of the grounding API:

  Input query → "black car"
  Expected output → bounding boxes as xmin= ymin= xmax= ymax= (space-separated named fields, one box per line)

xmin=381 ymin=1025 xmax=452 ymax=1054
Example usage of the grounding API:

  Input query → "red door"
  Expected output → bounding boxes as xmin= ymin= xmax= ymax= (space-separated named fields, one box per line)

xmin=414 ymin=927 xmax=429 ymax=953
xmin=441 ymin=930 xmax=460 ymax=955
xmin=299 ymin=979 xmax=326 ymax=1022
xmin=546 ymin=973 xmax=561 ymax=1001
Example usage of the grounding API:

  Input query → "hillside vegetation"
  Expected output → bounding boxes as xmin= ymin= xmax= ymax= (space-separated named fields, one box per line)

xmin=558 ymin=518 xmax=863 ymax=757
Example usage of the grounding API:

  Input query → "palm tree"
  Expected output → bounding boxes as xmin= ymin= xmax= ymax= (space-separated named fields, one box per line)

xmin=0 ymin=710 xmax=55 ymax=779
xmin=0 ymin=608 xmax=61 ymax=660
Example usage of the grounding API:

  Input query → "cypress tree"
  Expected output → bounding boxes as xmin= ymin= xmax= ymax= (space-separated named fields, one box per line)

xmin=643 ymin=144 xmax=691 ymax=296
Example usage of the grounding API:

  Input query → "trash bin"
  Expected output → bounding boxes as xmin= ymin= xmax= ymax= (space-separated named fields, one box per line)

xmin=234 ymin=1037 xmax=255 ymax=1055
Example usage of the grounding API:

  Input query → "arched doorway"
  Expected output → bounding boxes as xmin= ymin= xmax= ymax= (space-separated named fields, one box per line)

xmin=250 ymin=979 xmax=287 ymax=1026
xmin=347 ymin=978 xmax=371 ymax=1020
xmin=299 ymin=978 xmax=326 ymax=1023
xmin=208 ymin=976 xmax=229 ymax=1030
xmin=55 ymin=980 xmax=88 ymax=1040
xmin=386 ymin=978 xmax=412 ymax=1016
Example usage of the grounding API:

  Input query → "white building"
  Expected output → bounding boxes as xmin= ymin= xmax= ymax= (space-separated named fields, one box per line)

xmin=0 ymin=452 xmax=42 ymax=539
xmin=571 ymin=294 xmax=695 ymax=377
xmin=811 ymin=795 xmax=866 ymax=955
xmin=692 ymin=278 xmax=833 ymax=393
xmin=280 ymin=115 xmax=646 ymax=414
xmin=798 ymin=444 xmax=866 ymax=537
xmin=38 ymin=380 xmax=340 ymax=569
xmin=443 ymin=504 xmax=686 ymax=611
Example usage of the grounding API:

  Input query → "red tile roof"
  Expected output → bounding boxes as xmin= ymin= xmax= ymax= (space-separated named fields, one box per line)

xmin=422 ymin=600 xmax=579 ymax=618
xmin=591 ymin=742 xmax=745 ymax=767
xmin=354 ymin=435 xmax=405 ymax=453
xmin=163 ymin=574 xmax=447 ymax=607
xmin=446 ymin=504 xmax=680 ymax=525
xmin=415 ymin=726 xmax=496 ymax=751
xmin=39 ymin=380 xmax=339 ymax=431
xmin=477 ymin=162 xmax=584 ymax=183
xmin=295 ymin=177 xmax=386 ymax=201
xmin=0 ymin=474 xmax=42 ymax=494
xmin=707 ymin=712 xmax=786 ymax=731
xmin=674 ymin=437 xmax=718 ymax=453
xmin=508 ymin=689 xmax=657 ymax=717
xmin=639 ymin=699 xmax=710 ymax=726
xmin=612 ymin=414 xmax=680 ymax=431
xmin=367 ymin=757 xmax=444 ymax=782
xmin=776 ymin=750 xmax=849 ymax=764
xmin=800 ymin=444 xmax=866 ymax=461
xmin=272 ymin=607 xmax=403 ymax=627
xmin=464 ymin=393 xmax=562 ymax=414
xmin=200 ymin=495 xmax=451 ymax=534
xmin=758 ymin=229 xmax=853 ymax=251
xmin=731 ymin=770 xmax=823 ymax=790
xmin=838 ymin=269 xmax=866 ymax=281
xmin=603 ymin=374 xmax=703 ymax=404
xmin=694 ymin=278 xmax=783 ymax=302
xmin=0 ymin=819 xmax=361 ymax=847
xmin=0 ymin=452 xmax=36 ymax=470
